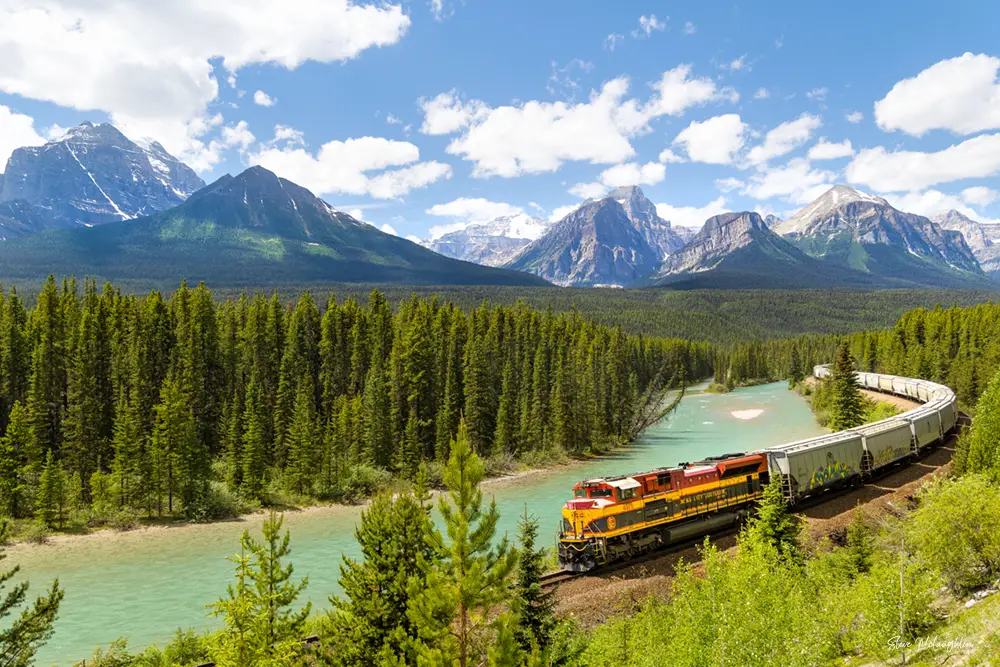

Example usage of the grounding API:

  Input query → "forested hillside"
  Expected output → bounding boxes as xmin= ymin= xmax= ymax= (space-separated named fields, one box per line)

xmin=0 ymin=277 xmax=710 ymax=525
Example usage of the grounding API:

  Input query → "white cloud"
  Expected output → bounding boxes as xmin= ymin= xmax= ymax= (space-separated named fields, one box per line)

xmin=673 ymin=114 xmax=747 ymax=165
xmin=0 ymin=105 xmax=46 ymax=167
xmin=548 ymin=204 xmax=579 ymax=222
xmin=435 ymin=65 xmax=735 ymax=178
xmin=742 ymin=158 xmax=835 ymax=204
xmin=425 ymin=197 xmax=526 ymax=238
xmin=604 ymin=33 xmax=624 ymax=51
xmin=747 ymin=113 xmax=822 ymax=165
xmin=874 ymin=53 xmax=1000 ymax=136
xmin=599 ymin=161 xmax=666 ymax=188
xmin=658 ymin=148 xmax=683 ymax=163
xmin=807 ymin=138 xmax=854 ymax=161
xmin=962 ymin=186 xmax=998 ymax=207
xmin=269 ymin=124 xmax=306 ymax=148
xmin=44 ymin=124 xmax=68 ymax=141
xmin=253 ymin=90 xmax=276 ymax=107
xmin=0 ymin=0 xmax=409 ymax=169
xmin=655 ymin=196 xmax=728 ymax=228
xmin=722 ymin=55 xmax=748 ymax=72
xmin=715 ymin=177 xmax=744 ymax=192
xmin=386 ymin=113 xmax=403 ymax=125
xmin=380 ymin=223 xmax=399 ymax=236
xmin=347 ymin=208 xmax=366 ymax=221
xmin=806 ymin=87 xmax=828 ymax=101
xmin=888 ymin=190 xmax=1000 ymax=225
xmin=754 ymin=87 xmax=770 ymax=100
xmin=220 ymin=121 xmax=255 ymax=150
xmin=845 ymin=133 xmax=1000 ymax=192
xmin=568 ymin=182 xmax=608 ymax=199
xmin=845 ymin=110 xmax=863 ymax=124
xmin=683 ymin=21 xmax=696 ymax=35
xmin=426 ymin=198 xmax=523 ymax=224
xmin=418 ymin=91 xmax=489 ymax=135
xmin=633 ymin=15 xmax=666 ymax=38
xmin=250 ymin=130 xmax=451 ymax=199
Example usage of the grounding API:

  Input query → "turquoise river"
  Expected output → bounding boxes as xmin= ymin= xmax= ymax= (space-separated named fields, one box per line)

xmin=9 ymin=381 xmax=826 ymax=665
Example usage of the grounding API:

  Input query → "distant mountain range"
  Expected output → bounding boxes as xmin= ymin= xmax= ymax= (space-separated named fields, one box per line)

xmin=0 ymin=122 xmax=996 ymax=291
xmin=0 ymin=162 xmax=546 ymax=288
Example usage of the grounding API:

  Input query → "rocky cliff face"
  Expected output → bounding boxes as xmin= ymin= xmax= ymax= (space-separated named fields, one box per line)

xmin=656 ymin=211 xmax=789 ymax=275
xmin=609 ymin=185 xmax=687 ymax=260
xmin=504 ymin=197 xmax=658 ymax=286
xmin=774 ymin=185 xmax=982 ymax=276
xmin=0 ymin=121 xmax=204 ymax=234
xmin=423 ymin=213 xmax=550 ymax=266
xmin=932 ymin=209 xmax=1000 ymax=275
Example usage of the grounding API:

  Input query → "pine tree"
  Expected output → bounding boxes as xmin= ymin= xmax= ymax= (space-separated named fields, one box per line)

xmin=742 ymin=474 xmax=801 ymax=562
xmin=242 ymin=375 xmax=270 ymax=502
xmin=494 ymin=359 xmax=517 ymax=456
xmin=829 ymin=342 xmax=864 ymax=431
xmin=788 ymin=346 xmax=804 ymax=387
xmin=325 ymin=479 xmax=435 ymax=665
xmin=513 ymin=508 xmax=557 ymax=656
xmin=111 ymin=391 xmax=144 ymax=510
xmin=846 ymin=509 xmax=874 ymax=575
xmin=0 ymin=402 xmax=30 ymax=519
xmin=362 ymin=352 xmax=392 ymax=469
xmin=150 ymin=376 xmax=200 ymax=516
xmin=285 ymin=378 xmax=318 ymax=496
xmin=210 ymin=512 xmax=310 ymax=666
xmin=36 ymin=451 xmax=68 ymax=529
xmin=0 ymin=520 xmax=64 ymax=665
xmin=407 ymin=419 xmax=518 ymax=667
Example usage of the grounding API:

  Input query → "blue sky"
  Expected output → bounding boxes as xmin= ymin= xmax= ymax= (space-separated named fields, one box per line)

xmin=1 ymin=1 xmax=999 ymax=241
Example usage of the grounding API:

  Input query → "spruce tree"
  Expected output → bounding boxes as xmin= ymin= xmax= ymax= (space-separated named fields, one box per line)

xmin=36 ymin=451 xmax=68 ymax=529
xmin=742 ymin=474 xmax=801 ymax=562
xmin=0 ymin=520 xmax=64 ymax=665
xmin=513 ymin=508 xmax=556 ymax=656
xmin=788 ymin=346 xmax=804 ymax=387
xmin=407 ymin=419 xmax=518 ymax=667
xmin=829 ymin=342 xmax=864 ymax=431
xmin=362 ymin=352 xmax=392 ymax=469
xmin=0 ymin=402 xmax=30 ymax=519
xmin=242 ymin=375 xmax=270 ymax=502
xmin=285 ymin=378 xmax=318 ymax=496
xmin=325 ymin=480 xmax=435 ymax=665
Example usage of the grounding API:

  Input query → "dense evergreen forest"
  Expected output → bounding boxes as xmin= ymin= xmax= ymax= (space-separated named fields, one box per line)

xmin=0 ymin=277 xmax=710 ymax=526
xmin=6 ymin=280 xmax=999 ymax=342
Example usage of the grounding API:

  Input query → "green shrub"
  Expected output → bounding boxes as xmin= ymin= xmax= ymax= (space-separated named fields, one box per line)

xmin=343 ymin=465 xmax=393 ymax=502
xmin=908 ymin=475 xmax=1000 ymax=593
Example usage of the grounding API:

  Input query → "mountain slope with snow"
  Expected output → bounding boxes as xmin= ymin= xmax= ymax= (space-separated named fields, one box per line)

xmin=932 ymin=209 xmax=1000 ymax=276
xmin=609 ymin=186 xmax=687 ymax=260
xmin=0 ymin=121 xmax=204 ymax=235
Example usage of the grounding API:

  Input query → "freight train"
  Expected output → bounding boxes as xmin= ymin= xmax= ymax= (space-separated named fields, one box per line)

xmin=557 ymin=366 xmax=959 ymax=572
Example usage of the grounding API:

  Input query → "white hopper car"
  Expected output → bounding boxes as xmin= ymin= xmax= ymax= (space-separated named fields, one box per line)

xmin=762 ymin=365 xmax=958 ymax=502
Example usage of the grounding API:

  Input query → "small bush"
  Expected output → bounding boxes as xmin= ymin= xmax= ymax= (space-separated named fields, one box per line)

xmin=195 ymin=482 xmax=260 ymax=522
xmin=22 ymin=521 xmax=49 ymax=544
xmin=343 ymin=465 xmax=393 ymax=502
xmin=111 ymin=508 xmax=141 ymax=532
xmin=483 ymin=452 xmax=518 ymax=478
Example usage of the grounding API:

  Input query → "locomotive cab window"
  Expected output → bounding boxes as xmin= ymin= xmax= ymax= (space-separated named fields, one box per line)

xmin=574 ymin=489 xmax=586 ymax=498
xmin=617 ymin=487 xmax=637 ymax=501
xmin=590 ymin=488 xmax=612 ymax=499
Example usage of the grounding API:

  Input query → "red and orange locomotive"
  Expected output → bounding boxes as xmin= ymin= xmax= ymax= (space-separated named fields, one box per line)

xmin=558 ymin=452 xmax=767 ymax=572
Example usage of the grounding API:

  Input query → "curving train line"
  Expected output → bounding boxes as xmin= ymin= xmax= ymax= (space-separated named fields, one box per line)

xmin=553 ymin=365 xmax=960 ymax=575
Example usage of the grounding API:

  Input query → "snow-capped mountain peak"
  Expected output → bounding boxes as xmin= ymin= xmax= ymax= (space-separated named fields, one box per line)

xmin=422 ymin=214 xmax=552 ymax=267
xmin=775 ymin=185 xmax=887 ymax=236
xmin=0 ymin=121 xmax=205 ymax=230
